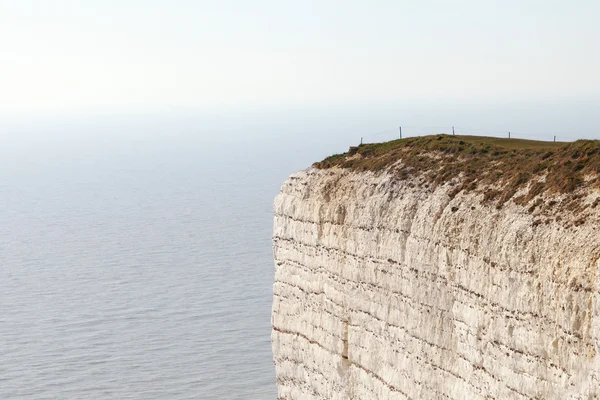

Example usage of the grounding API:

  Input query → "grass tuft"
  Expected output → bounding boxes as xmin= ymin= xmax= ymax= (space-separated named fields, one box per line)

xmin=313 ymin=134 xmax=600 ymax=206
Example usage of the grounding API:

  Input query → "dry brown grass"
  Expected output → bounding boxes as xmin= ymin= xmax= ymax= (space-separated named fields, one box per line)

xmin=314 ymin=134 xmax=600 ymax=207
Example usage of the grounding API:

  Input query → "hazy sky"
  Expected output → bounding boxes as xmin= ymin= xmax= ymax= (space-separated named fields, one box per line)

xmin=1 ymin=1 xmax=599 ymax=116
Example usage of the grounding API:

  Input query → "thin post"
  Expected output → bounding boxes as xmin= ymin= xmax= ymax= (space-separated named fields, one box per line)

xmin=508 ymin=131 xmax=511 ymax=139
xmin=452 ymin=126 xmax=455 ymax=135
xmin=360 ymin=137 xmax=363 ymax=145
xmin=399 ymin=126 xmax=402 ymax=139
xmin=554 ymin=135 xmax=556 ymax=142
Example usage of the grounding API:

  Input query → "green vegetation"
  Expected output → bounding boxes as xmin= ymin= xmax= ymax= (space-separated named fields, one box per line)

xmin=314 ymin=135 xmax=600 ymax=208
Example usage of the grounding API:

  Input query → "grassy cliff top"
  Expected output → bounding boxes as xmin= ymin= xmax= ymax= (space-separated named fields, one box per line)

xmin=314 ymin=134 xmax=600 ymax=207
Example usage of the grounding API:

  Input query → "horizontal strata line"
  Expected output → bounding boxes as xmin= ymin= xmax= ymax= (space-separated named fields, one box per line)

xmin=345 ymin=312 xmax=531 ymax=399
xmin=348 ymin=328 xmax=508 ymax=394
xmin=274 ymin=288 xmax=554 ymax=397
xmin=274 ymin=281 xmax=458 ymax=345
xmin=276 ymin=259 xmax=446 ymax=312
xmin=275 ymin=281 xmax=440 ymax=319
xmin=273 ymin=292 xmax=568 ymax=390
xmin=275 ymin=321 xmax=528 ymax=400
xmin=349 ymin=321 xmax=562 ymax=391
xmin=274 ymin=235 xmax=539 ymax=288
xmin=273 ymin=326 xmax=415 ymax=400
xmin=274 ymin=239 xmax=595 ymax=343
xmin=273 ymin=285 xmax=572 ymax=388
xmin=273 ymin=291 xmax=455 ymax=354
xmin=274 ymin=212 xmax=501 ymax=268
xmin=273 ymin=269 xmax=588 ymax=368
xmin=274 ymin=211 xmax=414 ymax=236
xmin=274 ymin=305 xmax=550 ymax=400
xmin=275 ymin=356 xmax=411 ymax=397
xmin=350 ymin=365 xmax=454 ymax=400
xmin=273 ymin=213 xmax=588 ymax=286
xmin=274 ymin=254 xmax=591 ymax=350
xmin=275 ymin=262 xmax=580 ymax=375
xmin=340 ymin=323 xmax=497 ymax=396
xmin=274 ymin=230 xmax=545 ymax=284
xmin=274 ymin=359 xmax=348 ymax=396
xmin=273 ymin=290 xmax=574 ymax=385
xmin=275 ymin=380 xmax=321 ymax=400
xmin=274 ymin=210 xmax=600 ymax=288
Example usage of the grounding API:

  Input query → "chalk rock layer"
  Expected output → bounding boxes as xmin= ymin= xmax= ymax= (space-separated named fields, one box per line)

xmin=272 ymin=167 xmax=600 ymax=400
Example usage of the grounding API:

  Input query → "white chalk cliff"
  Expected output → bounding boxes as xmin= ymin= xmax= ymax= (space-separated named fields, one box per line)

xmin=272 ymin=162 xmax=600 ymax=399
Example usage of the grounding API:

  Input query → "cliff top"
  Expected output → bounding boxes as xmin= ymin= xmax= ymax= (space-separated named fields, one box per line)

xmin=314 ymin=134 xmax=600 ymax=207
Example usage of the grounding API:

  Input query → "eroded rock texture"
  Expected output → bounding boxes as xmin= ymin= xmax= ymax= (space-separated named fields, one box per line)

xmin=272 ymin=167 xmax=600 ymax=400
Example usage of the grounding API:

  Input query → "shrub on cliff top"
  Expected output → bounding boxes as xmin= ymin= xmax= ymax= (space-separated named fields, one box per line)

xmin=313 ymin=134 xmax=600 ymax=206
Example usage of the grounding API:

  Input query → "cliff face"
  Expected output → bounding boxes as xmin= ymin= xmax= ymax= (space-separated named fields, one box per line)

xmin=272 ymin=163 xmax=600 ymax=399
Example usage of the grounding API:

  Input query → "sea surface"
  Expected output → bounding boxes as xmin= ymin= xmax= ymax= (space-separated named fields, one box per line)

xmin=2 ymin=105 xmax=593 ymax=399
xmin=0 ymin=124 xmax=331 ymax=400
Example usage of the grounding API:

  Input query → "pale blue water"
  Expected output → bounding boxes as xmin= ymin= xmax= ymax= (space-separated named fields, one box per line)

xmin=0 ymin=125 xmax=323 ymax=400
xmin=0 ymin=105 xmax=596 ymax=399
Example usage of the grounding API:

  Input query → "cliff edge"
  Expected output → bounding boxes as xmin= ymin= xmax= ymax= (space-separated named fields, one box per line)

xmin=272 ymin=135 xmax=600 ymax=399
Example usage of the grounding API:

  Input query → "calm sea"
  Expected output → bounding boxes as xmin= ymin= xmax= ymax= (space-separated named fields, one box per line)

xmin=4 ymin=105 xmax=587 ymax=399
xmin=0 ymin=122 xmax=335 ymax=400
